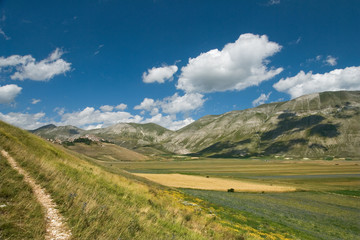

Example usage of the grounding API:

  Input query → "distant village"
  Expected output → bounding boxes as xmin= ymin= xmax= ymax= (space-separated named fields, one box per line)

xmin=47 ymin=134 xmax=108 ymax=145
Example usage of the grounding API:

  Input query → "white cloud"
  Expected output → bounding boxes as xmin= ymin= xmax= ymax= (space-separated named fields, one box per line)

xmin=100 ymin=105 xmax=114 ymax=112
xmin=60 ymin=107 xmax=143 ymax=129
xmin=0 ymin=48 xmax=71 ymax=81
xmin=252 ymin=92 xmax=271 ymax=107
xmin=273 ymin=66 xmax=360 ymax=98
xmin=177 ymin=33 xmax=283 ymax=93
xmin=134 ymin=98 xmax=157 ymax=111
xmin=0 ymin=55 xmax=33 ymax=67
xmin=54 ymin=107 xmax=65 ymax=116
xmin=0 ymin=104 xmax=195 ymax=131
xmin=325 ymin=55 xmax=337 ymax=66
xmin=161 ymin=93 xmax=205 ymax=115
xmin=143 ymin=113 xmax=194 ymax=130
xmin=115 ymin=103 xmax=127 ymax=110
xmin=135 ymin=93 xmax=206 ymax=115
xmin=0 ymin=112 xmax=46 ymax=129
xmin=0 ymin=84 xmax=22 ymax=104
xmin=0 ymin=28 xmax=10 ymax=40
xmin=31 ymin=99 xmax=41 ymax=104
xmin=142 ymin=65 xmax=178 ymax=83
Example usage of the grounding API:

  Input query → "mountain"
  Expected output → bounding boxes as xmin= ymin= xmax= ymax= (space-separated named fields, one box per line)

xmin=169 ymin=91 xmax=360 ymax=158
xmin=32 ymin=91 xmax=360 ymax=159
xmin=30 ymin=124 xmax=85 ymax=140
xmin=32 ymin=122 xmax=173 ymax=155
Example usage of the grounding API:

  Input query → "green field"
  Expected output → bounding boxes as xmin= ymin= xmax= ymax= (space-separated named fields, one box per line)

xmin=93 ymin=157 xmax=360 ymax=239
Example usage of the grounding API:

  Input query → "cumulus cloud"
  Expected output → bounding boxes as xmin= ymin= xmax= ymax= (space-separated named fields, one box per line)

xmin=31 ymin=99 xmax=41 ymax=104
xmin=0 ymin=103 xmax=195 ymax=130
xmin=135 ymin=93 xmax=205 ymax=115
xmin=60 ymin=107 xmax=143 ymax=129
xmin=134 ymin=98 xmax=157 ymax=112
xmin=273 ymin=66 xmax=360 ymax=98
xmin=0 ymin=55 xmax=33 ymax=67
xmin=325 ymin=55 xmax=337 ymax=66
xmin=142 ymin=64 xmax=178 ymax=83
xmin=177 ymin=33 xmax=283 ymax=93
xmin=0 ymin=112 xmax=46 ymax=129
xmin=252 ymin=92 xmax=271 ymax=107
xmin=0 ymin=48 xmax=71 ymax=81
xmin=161 ymin=93 xmax=205 ymax=115
xmin=0 ymin=84 xmax=22 ymax=104
xmin=100 ymin=105 xmax=114 ymax=112
xmin=115 ymin=103 xmax=127 ymax=110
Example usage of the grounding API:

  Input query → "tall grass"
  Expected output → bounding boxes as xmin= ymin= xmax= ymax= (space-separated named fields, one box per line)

xmin=0 ymin=153 xmax=46 ymax=239
xmin=0 ymin=121 xmax=242 ymax=239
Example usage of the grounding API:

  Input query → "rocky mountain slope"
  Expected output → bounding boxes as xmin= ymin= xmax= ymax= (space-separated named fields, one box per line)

xmin=169 ymin=91 xmax=360 ymax=158
xmin=32 ymin=91 xmax=360 ymax=158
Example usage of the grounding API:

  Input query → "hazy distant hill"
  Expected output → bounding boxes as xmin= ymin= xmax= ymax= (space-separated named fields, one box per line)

xmin=32 ymin=91 xmax=360 ymax=159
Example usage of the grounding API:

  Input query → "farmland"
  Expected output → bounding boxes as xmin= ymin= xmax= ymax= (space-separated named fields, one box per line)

xmin=134 ymin=173 xmax=296 ymax=192
xmin=93 ymin=157 xmax=360 ymax=239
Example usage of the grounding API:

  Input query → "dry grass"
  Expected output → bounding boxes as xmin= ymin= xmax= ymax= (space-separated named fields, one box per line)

xmin=134 ymin=173 xmax=296 ymax=192
xmin=66 ymin=142 xmax=148 ymax=161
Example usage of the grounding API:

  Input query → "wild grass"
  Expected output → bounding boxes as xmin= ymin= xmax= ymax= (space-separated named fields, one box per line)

xmin=0 ymin=121 xmax=243 ymax=239
xmin=0 ymin=153 xmax=46 ymax=240
xmin=66 ymin=142 xmax=149 ymax=161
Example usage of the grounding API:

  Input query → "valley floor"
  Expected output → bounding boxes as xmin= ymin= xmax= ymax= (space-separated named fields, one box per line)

xmin=96 ymin=157 xmax=360 ymax=240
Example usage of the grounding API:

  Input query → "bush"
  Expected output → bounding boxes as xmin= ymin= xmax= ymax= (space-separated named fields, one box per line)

xmin=227 ymin=188 xmax=235 ymax=192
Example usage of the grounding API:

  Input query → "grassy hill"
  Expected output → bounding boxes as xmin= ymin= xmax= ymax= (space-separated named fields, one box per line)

xmin=0 ymin=120 xmax=244 ymax=239
xmin=65 ymin=141 xmax=149 ymax=161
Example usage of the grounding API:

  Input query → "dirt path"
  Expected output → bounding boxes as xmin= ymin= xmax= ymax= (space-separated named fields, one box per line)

xmin=1 ymin=150 xmax=72 ymax=240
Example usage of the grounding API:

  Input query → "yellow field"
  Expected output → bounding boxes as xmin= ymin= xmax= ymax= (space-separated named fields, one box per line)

xmin=134 ymin=173 xmax=296 ymax=192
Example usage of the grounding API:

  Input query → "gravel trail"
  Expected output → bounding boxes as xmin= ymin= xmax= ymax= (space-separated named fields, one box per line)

xmin=1 ymin=150 xmax=72 ymax=240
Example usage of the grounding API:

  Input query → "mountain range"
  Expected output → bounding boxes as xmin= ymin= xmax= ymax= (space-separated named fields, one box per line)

xmin=31 ymin=91 xmax=360 ymax=159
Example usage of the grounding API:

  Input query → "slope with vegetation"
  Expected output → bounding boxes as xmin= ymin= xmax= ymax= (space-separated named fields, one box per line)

xmin=169 ymin=91 xmax=360 ymax=158
xmin=0 ymin=120 xmax=256 ymax=239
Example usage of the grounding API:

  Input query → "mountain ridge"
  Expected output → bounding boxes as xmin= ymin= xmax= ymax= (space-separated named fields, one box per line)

xmin=31 ymin=90 xmax=360 ymax=158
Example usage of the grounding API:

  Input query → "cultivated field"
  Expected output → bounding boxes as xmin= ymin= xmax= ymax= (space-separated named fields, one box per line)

xmin=102 ymin=157 xmax=360 ymax=239
xmin=134 ymin=173 xmax=296 ymax=192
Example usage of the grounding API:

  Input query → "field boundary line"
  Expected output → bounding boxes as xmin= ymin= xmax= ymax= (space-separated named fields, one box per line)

xmin=1 ymin=150 xmax=72 ymax=240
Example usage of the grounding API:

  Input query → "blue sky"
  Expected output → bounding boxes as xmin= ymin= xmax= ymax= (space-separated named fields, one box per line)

xmin=0 ymin=0 xmax=359 ymax=130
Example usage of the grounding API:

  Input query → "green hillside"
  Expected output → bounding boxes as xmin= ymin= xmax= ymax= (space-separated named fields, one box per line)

xmin=0 ymin=120 xmax=242 ymax=239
